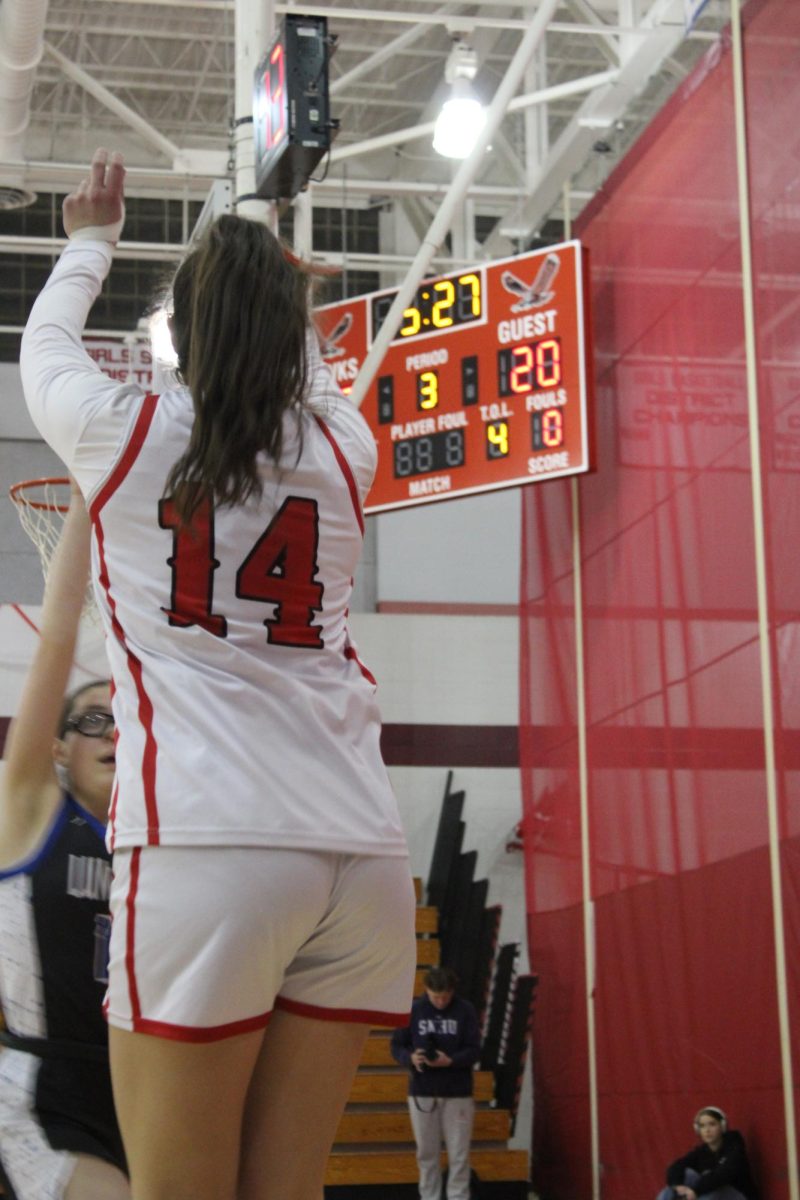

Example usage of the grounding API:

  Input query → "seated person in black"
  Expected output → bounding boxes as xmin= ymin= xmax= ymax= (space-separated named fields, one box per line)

xmin=656 ymin=1106 xmax=758 ymax=1200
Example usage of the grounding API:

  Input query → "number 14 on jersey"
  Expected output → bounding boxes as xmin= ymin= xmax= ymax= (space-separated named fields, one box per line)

xmin=158 ymin=495 xmax=325 ymax=648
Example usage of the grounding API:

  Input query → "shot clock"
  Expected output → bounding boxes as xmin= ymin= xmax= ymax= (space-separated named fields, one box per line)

xmin=253 ymin=16 xmax=334 ymax=200
xmin=315 ymin=240 xmax=594 ymax=513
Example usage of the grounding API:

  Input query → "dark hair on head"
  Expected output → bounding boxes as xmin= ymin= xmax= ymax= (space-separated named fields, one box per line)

xmin=424 ymin=966 xmax=458 ymax=993
xmin=165 ymin=214 xmax=313 ymax=522
xmin=58 ymin=680 xmax=111 ymax=738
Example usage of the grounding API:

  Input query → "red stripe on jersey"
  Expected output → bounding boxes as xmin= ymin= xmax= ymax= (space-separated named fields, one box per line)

xmin=130 ymin=1010 xmax=272 ymax=1043
xmin=108 ymin=781 xmax=119 ymax=850
xmin=108 ymin=698 xmax=120 ymax=847
xmin=125 ymin=847 xmax=143 ymax=1022
xmin=90 ymin=394 xmax=162 ymax=844
xmin=275 ymin=995 xmax=409 ymax=1027
xmin=88 ymin=393 xmax=160 ymax=520
xmin=344 ymin=644 xmax=377 ymax=686
xmin=314 ymin=416 xmax=364 ymax=536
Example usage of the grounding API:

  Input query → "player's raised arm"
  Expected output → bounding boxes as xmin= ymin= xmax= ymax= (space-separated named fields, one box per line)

xmin=20 ymin=149 xmax=141 ymax=491
xmin=0 ymin=480 xmax=92 ymax=851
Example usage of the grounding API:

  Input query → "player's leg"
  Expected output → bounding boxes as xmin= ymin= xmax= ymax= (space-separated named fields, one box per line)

xmin=105 ymin=845 xmax=319 ymax=1199
xmin=65 ymin=1153 xmax=131 ymax=1199
xmin=109 ymin=1024 xmax=264 ymax=1200
xmin=106 ymin=846 xmax=353 ymax=1200
xmin=237 ymin=853 xmax=417 ymax=1200
xmin=237 ymin=1008 xmax=368 ymax=1200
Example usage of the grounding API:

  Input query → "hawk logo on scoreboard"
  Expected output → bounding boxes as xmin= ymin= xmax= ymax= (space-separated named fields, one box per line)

xmin=501 ymin=253 xmax=560 ymax=312
xmin=319 ymin=311 xmax=353 ymax=359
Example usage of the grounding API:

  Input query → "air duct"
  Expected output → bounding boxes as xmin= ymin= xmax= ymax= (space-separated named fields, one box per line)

xmin=0 ymin=0 xmax=50 ymax=208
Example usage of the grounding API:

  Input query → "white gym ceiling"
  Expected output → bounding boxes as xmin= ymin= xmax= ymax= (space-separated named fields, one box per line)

xmin=1 ymin=0 xmax=729 ymax=260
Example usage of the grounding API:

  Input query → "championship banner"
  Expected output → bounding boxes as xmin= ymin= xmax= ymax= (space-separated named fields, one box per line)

xmin=82 ymin=338 xmax=153 ymax=388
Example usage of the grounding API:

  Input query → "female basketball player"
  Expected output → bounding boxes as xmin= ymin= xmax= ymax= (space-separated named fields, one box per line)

xmin=0 ymin=482 xmax=129 ymax=1199
xmin=20 ymin=148 xmax=417 ymax=1200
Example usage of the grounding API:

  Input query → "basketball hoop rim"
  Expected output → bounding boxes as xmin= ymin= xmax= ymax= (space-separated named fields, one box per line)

xmin=9 ymin=477 xmax=71 ymax=514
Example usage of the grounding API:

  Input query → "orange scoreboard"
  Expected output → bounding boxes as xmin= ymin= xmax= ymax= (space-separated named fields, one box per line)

xmin=314 ymin=240 xmax=594 ymax=514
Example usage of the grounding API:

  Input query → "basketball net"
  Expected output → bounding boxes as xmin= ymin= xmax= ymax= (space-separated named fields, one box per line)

xmin=9 ymin=477 xmax=99 ymax=624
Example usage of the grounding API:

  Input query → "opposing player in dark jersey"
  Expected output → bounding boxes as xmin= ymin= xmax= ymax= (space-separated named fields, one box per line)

xmin=21 ymin=149 xmax=416 ymax=1200
xmin=0 ymin=481 xmax=128 ymax=1198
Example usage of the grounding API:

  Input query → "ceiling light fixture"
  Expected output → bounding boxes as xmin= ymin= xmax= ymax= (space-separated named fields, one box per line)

xmin=433 ymin=39 xmax=487 ymax=160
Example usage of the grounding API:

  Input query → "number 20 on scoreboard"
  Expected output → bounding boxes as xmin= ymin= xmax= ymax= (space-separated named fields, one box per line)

xmin=315 ymin=240 xmax=595 ymax=514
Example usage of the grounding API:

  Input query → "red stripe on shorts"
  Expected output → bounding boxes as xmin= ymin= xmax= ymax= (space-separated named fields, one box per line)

xmin=89 ymin=394 xmax=162 ymax=844
xmin=125 ymin=847 xmax=143 ymax=1023
xmin=314 ymin=416 xmax=364 ymax=535
xmin=131 ymin=1011 xmax=272 ymax=1044
xmin=275 ymin=995 xmax=409 ymax=1027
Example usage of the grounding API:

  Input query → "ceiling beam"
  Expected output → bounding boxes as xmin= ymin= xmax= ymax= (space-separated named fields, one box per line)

xmin=4 ymin=157 xmax=538 ymax=203
xmin=563 ymin=0 xmax=621 ymax=64
xmin=331 ymin=69 xmax=617 ymax=162
xmin=331 ymin=5 xmax=450 ymax=94
xmin=44 ymin=41 xmax=180 ymax=160
xmin=79 ymin=0 xmax=231 ymax=8
xmin=276 ymin=4 xmax=655 ymax=36
xmin=480 ymin=0 xmax=716 ymax=255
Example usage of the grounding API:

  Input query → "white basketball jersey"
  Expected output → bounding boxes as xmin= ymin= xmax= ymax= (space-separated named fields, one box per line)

xmin=21 ymin=240 xmax=407 ymax=858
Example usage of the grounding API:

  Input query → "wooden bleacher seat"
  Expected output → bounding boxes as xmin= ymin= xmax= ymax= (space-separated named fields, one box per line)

xmin=348 ymin=1069 xmax=495 ymax=1106
xmin=325 ymin=1148 xmax=529 ymax=1187
xmin=335 ymin=1108 xmax=511 ymax=1145
xmin=415 ymin=906 xmax=438 ymax=934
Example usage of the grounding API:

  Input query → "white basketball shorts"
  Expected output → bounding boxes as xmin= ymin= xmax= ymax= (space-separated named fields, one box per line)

xmin=106 ymin=846 xmax=417 ymax=1042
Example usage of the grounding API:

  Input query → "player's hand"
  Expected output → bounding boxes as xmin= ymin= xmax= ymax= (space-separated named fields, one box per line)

xmin=429 ymin=1051 xmax=453 ymax=1068
xmin=410 ymin=1049 xmax=427 ymax=1072
xmin=63 ymin=148 xmax=126 ymax=238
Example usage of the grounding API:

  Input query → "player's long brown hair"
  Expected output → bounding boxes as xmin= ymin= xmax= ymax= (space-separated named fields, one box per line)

xmin=165 ymin=214 xmax=311 ymax=521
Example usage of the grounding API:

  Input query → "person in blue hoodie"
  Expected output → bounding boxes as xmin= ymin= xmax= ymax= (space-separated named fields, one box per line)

xmin=391 ymin=966 xmax=481 ymax=1200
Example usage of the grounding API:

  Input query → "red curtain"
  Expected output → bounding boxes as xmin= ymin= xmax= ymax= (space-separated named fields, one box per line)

xmin=520 ymin=2 xmax=800 ymax=1196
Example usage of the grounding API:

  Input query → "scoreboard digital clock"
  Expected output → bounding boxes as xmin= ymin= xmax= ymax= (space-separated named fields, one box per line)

xmin=370 ymin=271 xmax=483 ymax=341
xmin=315 ymin=241 xmax=594 ymax=513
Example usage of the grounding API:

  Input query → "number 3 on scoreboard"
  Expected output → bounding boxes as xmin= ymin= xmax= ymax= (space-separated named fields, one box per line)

xmin=159 ymin=495 xmax=324 ymax=648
